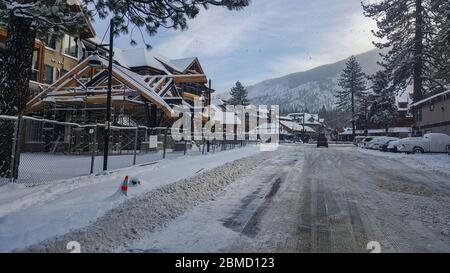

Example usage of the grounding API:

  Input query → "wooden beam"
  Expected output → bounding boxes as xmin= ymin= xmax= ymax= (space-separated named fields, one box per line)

xmin=173 ymin=74 xmax=207 ymax=84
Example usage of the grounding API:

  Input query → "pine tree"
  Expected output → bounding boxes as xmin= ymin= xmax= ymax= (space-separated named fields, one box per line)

xmin=429 ymin=0 xmax=450 ymax=91
xmin=228 ymin=81 xmax=250 ymax=106
xmin=335 ymin=56 xmax=367 ymax=137
xmin=368 ymin=71 xmax=398 ymax=130
xmin=318 ymin=105 xmax=327 ymax=118
xmin=362 ymin=0 xmax=441 ymax=102
xmin=0 ymin=0 xmax=250 ymax=178
xmin=355 ymin=90 xmax=371 ymax=132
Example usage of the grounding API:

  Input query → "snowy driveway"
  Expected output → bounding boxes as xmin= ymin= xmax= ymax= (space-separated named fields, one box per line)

xmin=127 ymin=145 xmax=450 ymax=253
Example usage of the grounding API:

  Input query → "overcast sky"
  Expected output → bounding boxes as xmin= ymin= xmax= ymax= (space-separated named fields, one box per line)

xmin=93 ymin=0 xmax=377 ymax=94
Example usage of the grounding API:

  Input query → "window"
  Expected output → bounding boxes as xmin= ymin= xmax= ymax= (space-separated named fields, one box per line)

xmin=31 ymin=50 xmax=40 ymax=81
xmin=429 ymin=104 xmax=434 ymax=111
xmin=44 ymin=65 xmax=54 ymax=84
xmin=60 ymin=69 xmax=68 ymax=78
xmin=44 ymin=35 xmax=57 ymax=50
xmin=63 ymin=35 xmax=78 ymax=59
xmin=416 ymin=108 xmax=422 ymax=122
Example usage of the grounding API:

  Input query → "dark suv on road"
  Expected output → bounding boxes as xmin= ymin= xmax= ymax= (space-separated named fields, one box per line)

xmin=317 ymin=133 xmax=328 ymax=148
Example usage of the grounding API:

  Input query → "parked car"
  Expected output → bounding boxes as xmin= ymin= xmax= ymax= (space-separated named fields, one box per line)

xmin=360 ymin=137 xmax=375 ymax=149
xmin=388 ymin=137 xmax=423 ymax=153
xmin=370 ymin=137 xmax=398 ymax=150
xmin=317 ymin=133 xmax=328 ymax=148
xmin=365 ymin=137 xmax=386 ymax=150
xmin=353 ymin=136 xmax=366 ymax=146
xmin=397 ymin=133 xmax=450 ymax=154
xmin=387 ymin=140 xmax=400 ymax=152
xmin=379 ymin=138 xmax=399 ymax=152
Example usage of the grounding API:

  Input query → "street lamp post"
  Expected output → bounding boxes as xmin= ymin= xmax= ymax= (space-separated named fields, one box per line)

xmin=88 ymin=19 xmax=114 ymax=171
xmin=207 ymin=80 xmax=211 ymax=153
xmin=302 ymin=111 xmax=305 ymax=142
xmin=103 ymin=19 xmax=114 ymax=171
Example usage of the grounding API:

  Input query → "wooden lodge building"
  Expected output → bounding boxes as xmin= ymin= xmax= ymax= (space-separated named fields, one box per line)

xmin=0 ymin=3 xmax=97 ymax=97
xmin=410 ymin=89 xmax=450 ymax=136
xmin=0 ymin=0 xmax=210 ymax=129
xmin=26 ymin=44 xmax=211 ymax=128
xmin=1 ymin=3 xmax=213 ymax=154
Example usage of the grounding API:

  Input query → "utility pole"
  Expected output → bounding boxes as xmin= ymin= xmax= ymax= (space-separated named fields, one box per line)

xmin=103 ymin=19 xmax=114 ymax=171
xmin=351 ymin=79 xmax=356 ymax=141
xmin=302 ymin=111 xmax=305 ymax=142
xmin=207 ymin=80 xmax=211 ymax=153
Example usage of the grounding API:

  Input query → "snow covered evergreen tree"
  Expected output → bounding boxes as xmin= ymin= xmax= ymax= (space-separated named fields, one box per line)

xmin=335 ymin=56 xmax=367 ymax=137
xmin=228 ymin=81 xmax=250 ymax=106
xmin=368 ymin=71 xmax=398 ymax=130
xmin=355 ymin=90 xmax=371 ymax=132
xmin=362 ymin=0 xmax=441 ymax=102
xmin=0 ymin=0 xmax=250 ymax=178
xmin=429 ymin=0 xmax=450 ymax=91
xmin=0 ymin=1 xmax=86 ymax=178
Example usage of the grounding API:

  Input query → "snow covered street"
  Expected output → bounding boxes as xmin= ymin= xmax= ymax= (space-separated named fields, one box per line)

xmin=126 ymin=145 xmax=450 ymax=253
xmin=1 ymin=144 xmax=449 ymax=253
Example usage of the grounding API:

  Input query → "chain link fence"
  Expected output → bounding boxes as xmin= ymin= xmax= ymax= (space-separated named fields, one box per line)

xmin=0 ymin=115 xmax=254 ymax=186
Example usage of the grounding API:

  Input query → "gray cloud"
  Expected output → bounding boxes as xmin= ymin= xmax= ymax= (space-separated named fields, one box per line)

xmin=94 ymin=0 xmax=377 ymax=93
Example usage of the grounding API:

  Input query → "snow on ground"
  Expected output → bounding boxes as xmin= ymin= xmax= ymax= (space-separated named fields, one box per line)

xmin=124 ymin=147 xmax=301 ymax=253
xmin=357 ymin=148 xmax=450 ymax=176
xmin=0 ymin=146 xmax=261 ymax=252
xmin=23 ymin=153 xmax=267 ymax=252
xmin=7 ymin=148 xmax=207 ymax=185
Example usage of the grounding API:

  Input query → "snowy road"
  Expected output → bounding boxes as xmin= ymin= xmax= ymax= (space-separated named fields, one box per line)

xmin=9 ymin=145 xmax=450 ymax=252
xmin=127 ymin=145 xmax=450 ymax=253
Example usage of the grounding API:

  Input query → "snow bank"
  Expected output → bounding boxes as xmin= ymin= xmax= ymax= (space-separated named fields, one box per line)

xmin=21 ymin=154 xmax=265 ymax=252
xmin=0 ymin=146 xmax=261 ymax=252
xmin=357 ymin=149 xmax=450 ymax=176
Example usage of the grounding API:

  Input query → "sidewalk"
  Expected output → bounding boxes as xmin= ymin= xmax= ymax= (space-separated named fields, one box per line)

xmin=0 ymin=146 xmax=261 ymax=252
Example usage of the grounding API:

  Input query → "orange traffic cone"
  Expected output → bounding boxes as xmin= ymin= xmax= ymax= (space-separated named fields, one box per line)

xmin=121 ymin=176 xmax=129 ymax=196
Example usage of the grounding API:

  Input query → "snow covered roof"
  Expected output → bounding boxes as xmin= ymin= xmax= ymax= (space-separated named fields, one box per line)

xmin=26 ymin=55 xmax=174 ymax=115
xmin=388 ymin=127 xmax=412 ymax=133
xmin=83 ymin=38 xmax=204 ymax=77
xmin=410 ymin=89 xmax=450 ymax=108
xmin=279 ymin=116 xmax=294 ymax=121
xmin=286 ymin=113 xmax=322 ymax=125
xmin=112 ymin=48 xmax=202 ymax=76
xmin=170 ymin=57 xmax=197 ymax=72
xmin=339 ymin=127 xmax=412 ymax=135
xmin=248 ymin=123 xmax=279 ymax=135
xmin=339 ymin=129 xmax=384 ymax=135
xmin=114 ymin=48 xmax=174 ymax=74
xmin=280 ymin=121 xmax=315 ymax=133
xmin=209 ymin=105 xmax=241 ymax=125
xmin=111 ymin=61 xmax=174 ymax=114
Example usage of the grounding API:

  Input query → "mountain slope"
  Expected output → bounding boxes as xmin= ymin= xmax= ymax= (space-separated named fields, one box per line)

xmin=247 ymin=49 xmax=383 ymax=113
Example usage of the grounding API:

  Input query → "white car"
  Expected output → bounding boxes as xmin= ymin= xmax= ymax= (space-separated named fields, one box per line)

xmin=367 ymin=137 xmax=394 ymax=150
xmin=353 ymin=136 xmax=366 ymax=146
xmin=387 ymin=140 xmax=400 ymax=152
xmin=388 ymin=137 xmax=422 ymax=152
xmin=378 ymin=137 xmax=399 ymax=151
xmin=360 ymin=137 xmax=375 ymax=148
xmin=397 ymin=133 xmax=450 ymax=154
